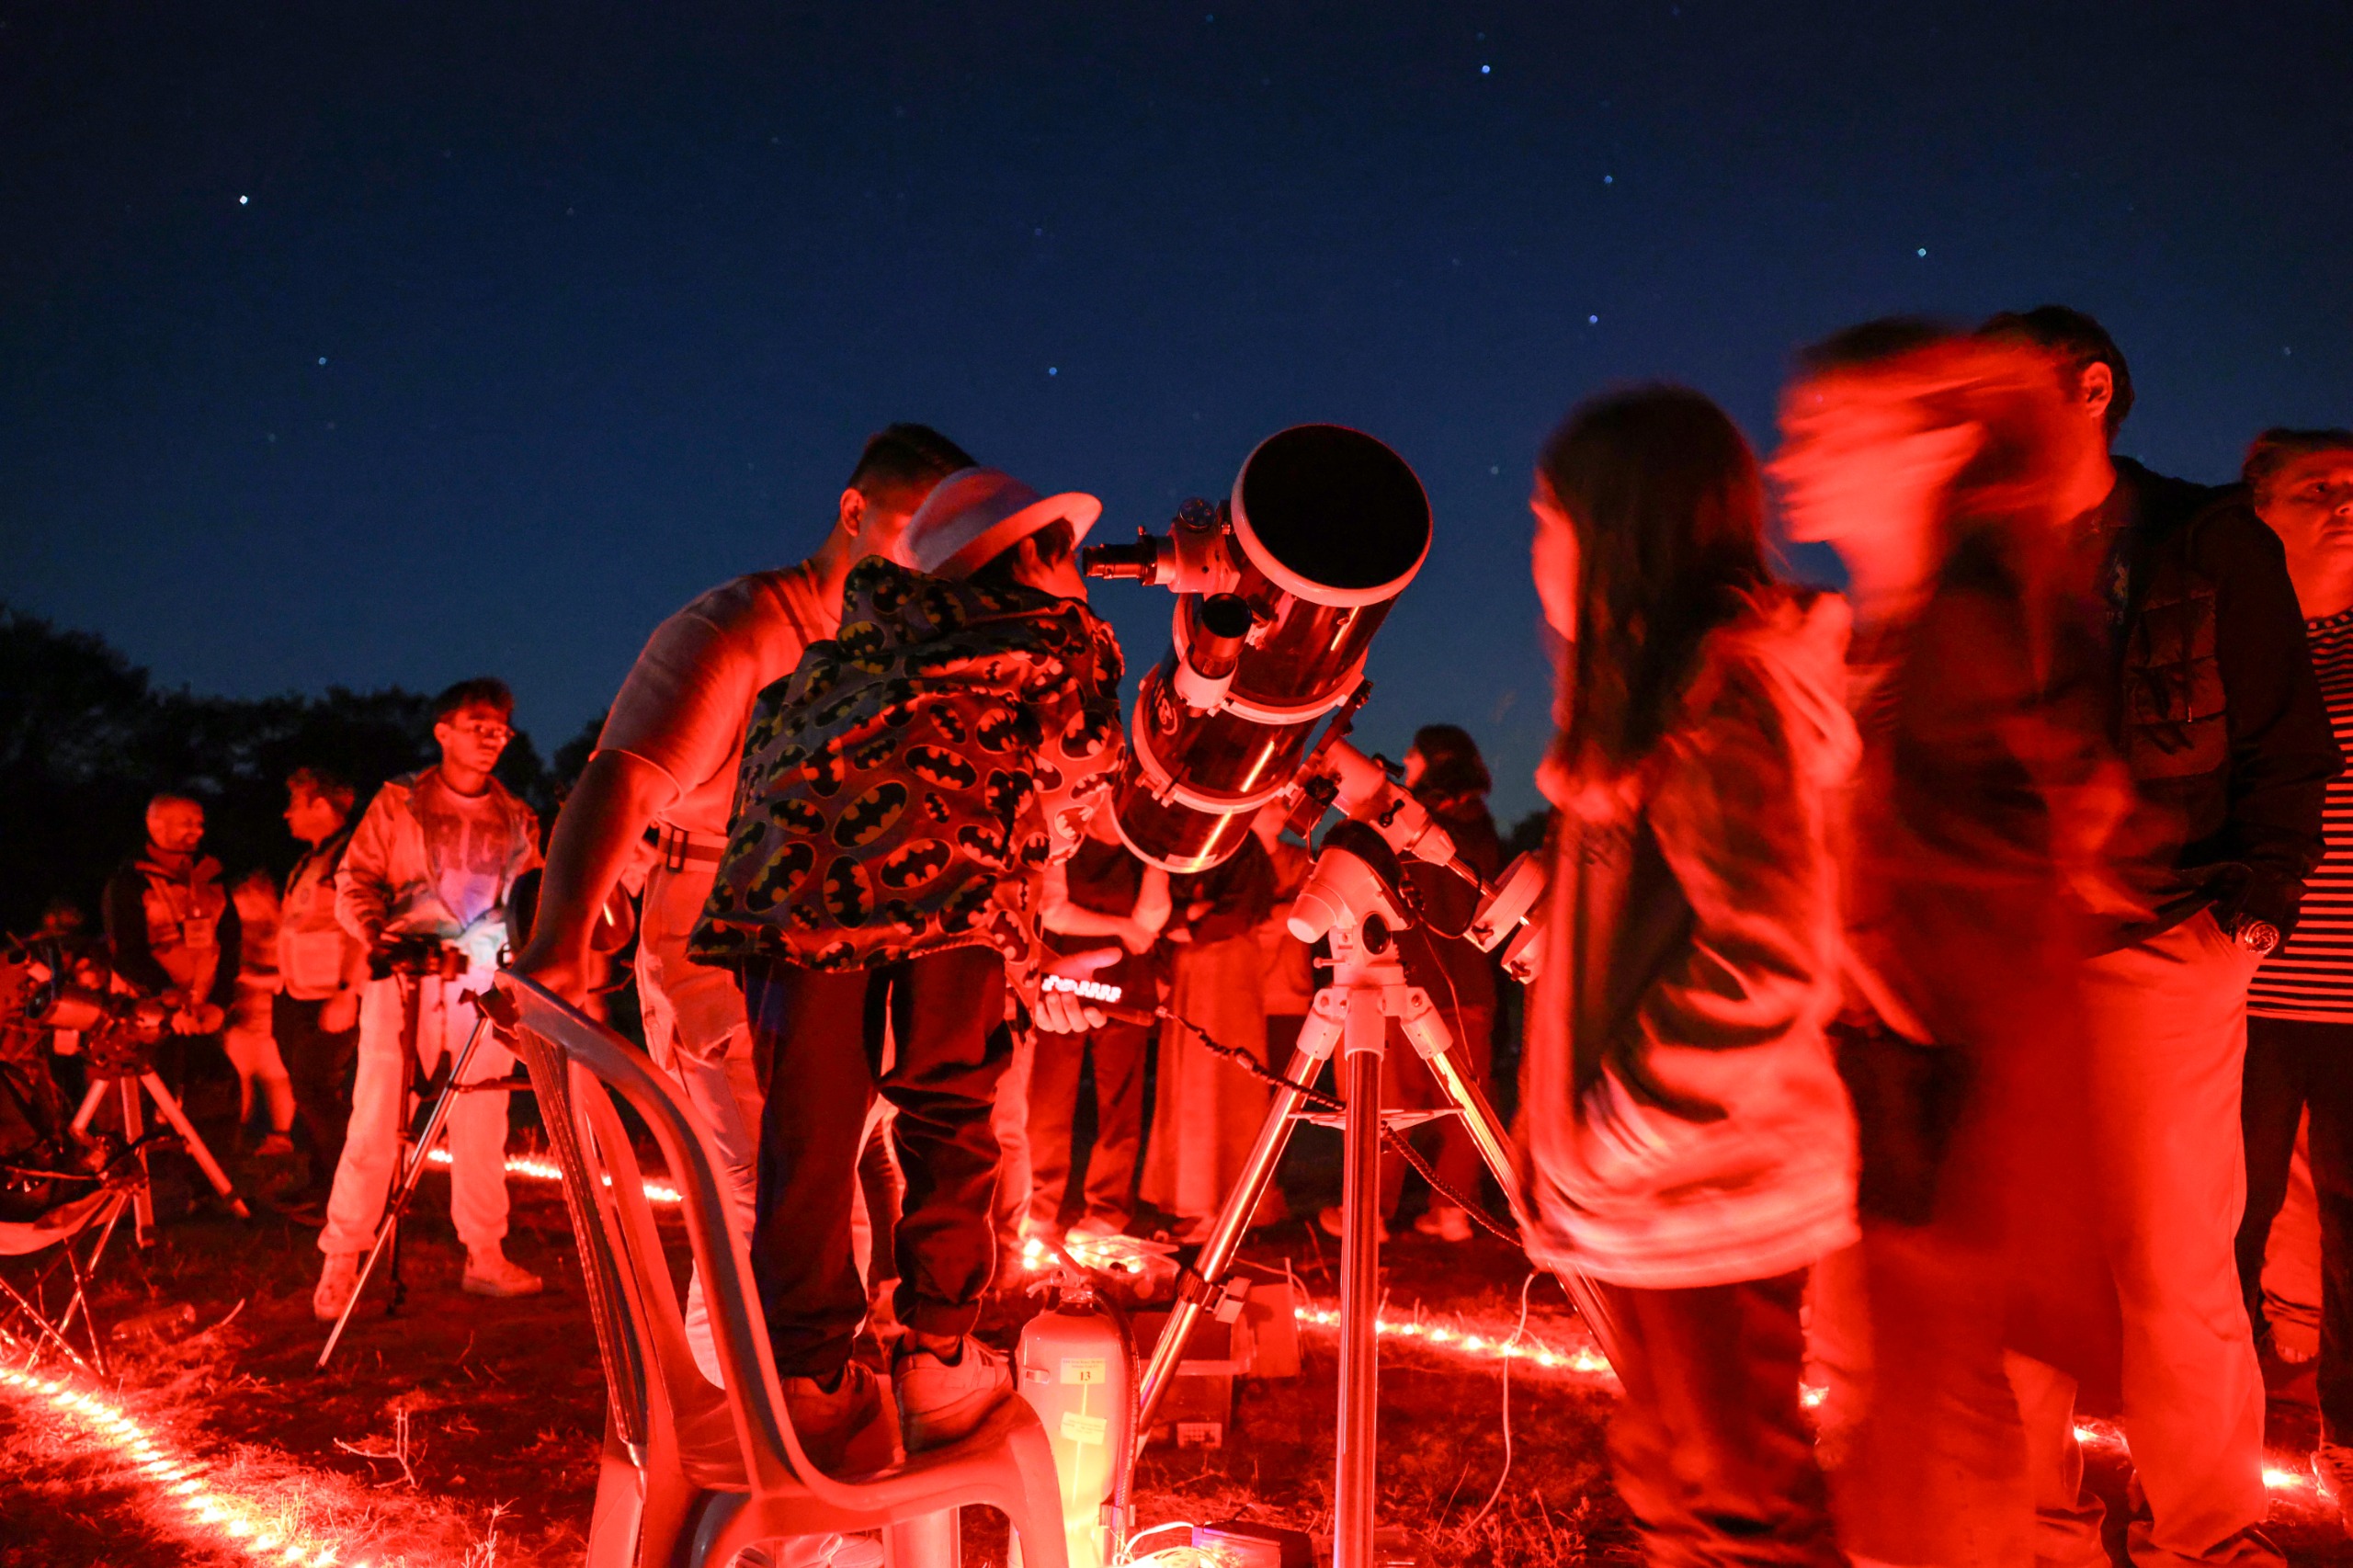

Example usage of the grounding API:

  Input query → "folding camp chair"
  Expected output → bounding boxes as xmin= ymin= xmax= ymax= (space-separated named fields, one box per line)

xmin=0 ymin=1176 xmax=136 ymax=1373
xmin=495 ymin=974 xmax=1069 ymax=1568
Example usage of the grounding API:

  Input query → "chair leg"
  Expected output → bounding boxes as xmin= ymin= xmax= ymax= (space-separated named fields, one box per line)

xmin=585 ymin=1418 xmax=645 ymax=1568
xmin=1002 ymin=1421 xmax=1074 ymax=1568
xmin=889 ymin=1507 xmax=961 ymax=1568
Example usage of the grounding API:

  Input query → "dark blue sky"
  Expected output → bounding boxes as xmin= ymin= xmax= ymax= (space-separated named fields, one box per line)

xmin=6 ymin=2 xmax=2348 ymax=826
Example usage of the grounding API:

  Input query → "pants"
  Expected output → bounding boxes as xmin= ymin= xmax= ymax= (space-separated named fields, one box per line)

xmin=991 ymin=1025 xmax=1034 ymax=1255
xmin=1026 ymin=1017 xmax=1148 ymax=1232
xmin=274 ymin=992 xmax=359 ymax=1201
xmin=745 ymin=946 xmax=1011 ymax=1379
xmin=318 ymin=971 xmax=516 ymax=1257
xmin=2259 ymin=1117 xmax=2321 ymax=1357
xmin=2238 ymin=1014 xmax=2353 ymax=1439
xmin=1590 ymin=1270 xmax=1840 ymax=1566
xmin=2022 ymin=913 xmax=2267 ymax=1564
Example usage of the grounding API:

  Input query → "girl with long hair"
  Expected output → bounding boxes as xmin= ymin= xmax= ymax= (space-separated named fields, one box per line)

xmin=1521 ymin=386 xmax=1858 ymax=1562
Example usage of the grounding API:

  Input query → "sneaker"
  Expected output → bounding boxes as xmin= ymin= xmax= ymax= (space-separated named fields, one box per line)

xmin=1412 ymin=1204 xmax=1474 ymax=1244
xmin=893 ymin=1335 xmax=1013 ymax=1453
xmin=461 ymin=1248 xmax=544 ymax=1299
xmin=313 ymin=1252 xmax=361 ymax=1323
xmin=1317 ymin=1205 xmax=1390 ymax=1243
xmin=782 ymin=1362 xmax=891 ymax=1474
xmin=2321 ymin=1443 xmax=2353 ymax=1531
xmin=255 ymin=1132 xmax=297 ymax=1158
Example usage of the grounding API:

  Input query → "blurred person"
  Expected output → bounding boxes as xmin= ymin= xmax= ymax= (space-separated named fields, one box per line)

xmin=1029 ymin=804 xmax=1170 ymax=1243
xmin=1139 ymin=826 xmax=1279 ymax=1242
xmin=1519 ymin=386 xmax=1857 ymax=1562
xmin=1982 ymin=310 xmax=2339 ymax=1565
xmin=1776 ymin=322 xmax=2133 ymax=1564
xmin=313 ymin=679 xmax=544 ymax=1321
xmin=690 ymin=468 xmax=1121 ymax=1460
xmin=274 ymin=767 xmax=369 ymax=1215
xmin=2260 ymin=1118 xmax=2323 ymax=1369
xmin=102 ymin=793 xmax=242 ymax=1099
xmin=511 ymin=425 xmax=969 ymax=1370
xmin=225 ymin=867 xmax=296 ymax=1155
xmin=2230 ymin=428 xmax=2353 ymax=1517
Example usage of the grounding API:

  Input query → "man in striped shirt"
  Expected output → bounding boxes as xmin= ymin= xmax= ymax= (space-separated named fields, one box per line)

xmin=2234 ymin=426 xmax=2353 ymax=1515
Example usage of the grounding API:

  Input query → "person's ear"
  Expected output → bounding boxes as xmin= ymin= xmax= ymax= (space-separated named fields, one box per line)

xmin=2078 ymin=362 xmax=2115 ymax=428
xmin=838 ymin=486 xmax=869 ymax=538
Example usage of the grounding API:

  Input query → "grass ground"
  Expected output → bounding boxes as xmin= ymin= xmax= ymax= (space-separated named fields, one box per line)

xmin=4 ymin=1133 xmax=2351 ymax=1566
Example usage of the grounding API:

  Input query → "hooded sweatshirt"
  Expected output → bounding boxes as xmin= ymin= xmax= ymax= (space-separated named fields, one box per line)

xmin=1519 ymin=585 xmax=1860 ymax=1289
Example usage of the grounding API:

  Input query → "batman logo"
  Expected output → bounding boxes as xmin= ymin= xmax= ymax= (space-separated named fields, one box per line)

xmin=808 ymin=938 xmax=862 ymax=971
xmin=832 ymin=782 xmax=910 ymax=847
xmin=917 ymin=584 xmax=968 ymax=633
xmin=920 ymin=791 xmax=952 ymax=824
xmin=876 ymin=899 xmax=927 ymax=937
xmin=707 ymin=882 xmax=737 ymax=915
xmin=862 ymin=566 xmax=915 ymax=615
xmin=907 ymin=745 xmax=980 ymax=790
xmin=1017 ymin=830 xmax=1052 ymax=867
xmin=786 ymin=903 xmax=824 ymax=933
xmin=744 ymin=841 xmax=817 ymax=914
xmin=837 ymin=619 xmax=891 ymax=668
xmin=823 ymin=857 xmax=873 ymax=926
xmin=974 ymin=705 xmax=1022 ymax=754
xmin=745 ymin=708 xmax=788 ymax=755
xmin=1061 ymin=706 xmax=1117 ymax=760
xmin=849 ymin=733 xmax=899 ymax=770
xmin=910 ymin=644 xmax=981 ymax=680
xmin=798 ymin=659 xmax=842 ymax=706
xmin=983 ymin=768 xmax=1034 ymax=820
xmin=929 ymin=706 xmax=969 ymax=744
xmin=878 ymin=838 xmax=952 ymax=890
xmin=814 ymin=688 xmax=869 ymax=730
xmin=727 ymin=819 xmax=767 ymax=859
xmin=1032 ymin=760 xmax=1065 ymax=792
xmin=878 ymin=678 xmax=923 ymax=729
xmin=805 ymin=750 xmax=849 ymax=798
xmin=767 ymin=797 xmax=826 ymax=835
xmin=938 ymin=879 xmax=995 ymax=934
xmin=954 ymin=822 xmax=1010 ymax=863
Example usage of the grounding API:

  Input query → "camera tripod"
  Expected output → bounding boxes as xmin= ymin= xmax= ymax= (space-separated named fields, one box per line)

xmin=1131 ymin=915 xmax=1539 ymax=1568
xmin=314 ymin=983 xmax=497 ymax=1371
xmin=70 ymin=1065 xmax=251 ymax=1246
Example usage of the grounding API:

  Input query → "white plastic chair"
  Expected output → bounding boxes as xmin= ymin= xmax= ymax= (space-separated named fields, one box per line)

xmin=495 ymin=974 xmax=1071 ymax=1568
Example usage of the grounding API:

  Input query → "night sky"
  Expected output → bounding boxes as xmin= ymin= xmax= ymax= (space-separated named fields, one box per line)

xmin=6 ymin=3 xmax=2349 ymax=827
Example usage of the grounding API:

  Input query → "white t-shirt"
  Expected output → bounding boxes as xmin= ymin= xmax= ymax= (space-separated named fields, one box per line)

xmin=596 ymin=562 xmax=841 ymax=838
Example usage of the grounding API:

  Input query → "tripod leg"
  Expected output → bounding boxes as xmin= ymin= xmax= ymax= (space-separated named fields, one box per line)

xmin=1333 ymin=995 xmax=1387 ymax=1568
xmin=1404 ymin=1006 xmax=1626 ymax=1371
xmin=1131 ymin=1017 xmax=1340 ymax=1435
xmin=122 ymin=1080 xmax=153 ymax=1245
xmin=316 ymin=1008 xmax=495 ymax=1372
xmin=137 ymin=1074 xmax=250 ymax=1219
xmin=71 ymin=1077 xmax=107 ymax=1135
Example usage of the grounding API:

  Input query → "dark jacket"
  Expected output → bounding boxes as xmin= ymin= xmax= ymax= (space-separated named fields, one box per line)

xmin=103 ymin=852 xmax=240 ymax=1009
xmin=2105 ymin=459 xmax=2341 ymax=944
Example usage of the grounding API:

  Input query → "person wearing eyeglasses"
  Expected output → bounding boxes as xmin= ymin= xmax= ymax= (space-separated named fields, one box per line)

xmin=312 ymin=676 xmax=544 ymax=1322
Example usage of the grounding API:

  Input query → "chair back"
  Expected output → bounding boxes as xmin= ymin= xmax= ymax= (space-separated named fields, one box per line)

xmin=498 ymin=974 xmax=864 ymax=1506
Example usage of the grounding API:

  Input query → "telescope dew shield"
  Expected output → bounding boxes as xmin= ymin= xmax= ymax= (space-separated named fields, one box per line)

xmin=1112 ymin=426 xmax=1432 ymax=873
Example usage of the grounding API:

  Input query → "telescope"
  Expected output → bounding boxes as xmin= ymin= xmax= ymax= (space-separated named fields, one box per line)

xmin=1082 ymin=425 xmax=1555 ymax=1568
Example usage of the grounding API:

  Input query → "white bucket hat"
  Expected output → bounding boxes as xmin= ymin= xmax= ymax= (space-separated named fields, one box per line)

xmin=901 ymin=467 xmax=1103 ymax=578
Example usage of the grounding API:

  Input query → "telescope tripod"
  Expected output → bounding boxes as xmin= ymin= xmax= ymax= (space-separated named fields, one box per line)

xmin=315 ymin=989 xmax=496 ymax=1371
xmin=71 ymin=1067 xmax=251 ymax=1246
xmin=1131 ymin=923 xmax=1533 ymax=1568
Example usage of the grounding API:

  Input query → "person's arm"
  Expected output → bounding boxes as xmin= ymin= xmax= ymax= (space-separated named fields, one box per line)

xmin=207 ymin=896 xmax=241 ymax=1010
xmin=102 ymin=870 xmax=175 ymax=996
xmin=2208 ymin=507 xmax=2343 ymax=936
xmin=1040 ymin=858 xmax=1159 ymax=952
xmin=334 ymin=793 xmax=399 ymax=949
xmin=511 ymin=750 xmax=673 ymax=999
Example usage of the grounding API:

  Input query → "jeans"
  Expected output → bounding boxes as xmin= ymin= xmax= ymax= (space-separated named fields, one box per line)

xmin=1590 ymin=1270 xmax=1841 ymax=1566
xmin=745 ymin=946 xmax=1011 ymax=1379
xmin=273 ymin=992 xmax=359 ymax=1201
xmin=2238 ymin=1014 xmax=2353 ymax=1441
xmin=1026 ymin=1016 xmax=1148 ymax=1232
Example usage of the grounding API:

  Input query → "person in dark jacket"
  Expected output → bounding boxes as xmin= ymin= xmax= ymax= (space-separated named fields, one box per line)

xmin=101 ymin=793 xmax=242 ymax=1101
xmin=1980 ymin=306 xmax=2340 ymax=1567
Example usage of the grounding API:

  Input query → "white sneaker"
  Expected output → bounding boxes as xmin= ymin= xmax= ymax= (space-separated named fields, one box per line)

xmin=1412 ymin=1205 xmax=1473 ymax=1244
xmin=461 ymin=1248 xmax=544 ymax=1299
xmin=313 ymin=1252 xmax=361 ymax=1323
xmin=893 ymin=1336 xmax=1013 ymax=1453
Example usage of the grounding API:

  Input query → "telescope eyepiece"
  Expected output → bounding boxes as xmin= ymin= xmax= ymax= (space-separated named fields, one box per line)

xmin=1081 ymin=540 xmax=1159 ymax=581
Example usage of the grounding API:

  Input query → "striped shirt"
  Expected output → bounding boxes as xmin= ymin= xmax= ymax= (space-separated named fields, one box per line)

xmin=2250 ymin=607 xmax=2353 ymax=1021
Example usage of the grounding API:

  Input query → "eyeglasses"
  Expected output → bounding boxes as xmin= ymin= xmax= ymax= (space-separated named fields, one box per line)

xmin=449 ymin=722 xmax=513 ymax=744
